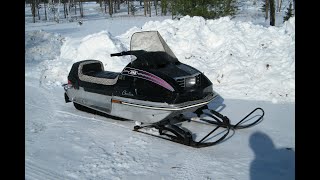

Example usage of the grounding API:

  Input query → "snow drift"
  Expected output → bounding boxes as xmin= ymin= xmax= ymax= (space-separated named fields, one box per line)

xmin=25 ymin=16 xmax=295 ymax=103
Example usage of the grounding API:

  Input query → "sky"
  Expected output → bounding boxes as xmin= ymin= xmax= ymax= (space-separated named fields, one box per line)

xmin=25 ymin=1 xmax=295 ymax=179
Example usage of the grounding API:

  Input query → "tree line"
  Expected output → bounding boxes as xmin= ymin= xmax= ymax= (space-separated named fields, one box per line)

xmin=26 ymin=0 xmax=295 ymax=26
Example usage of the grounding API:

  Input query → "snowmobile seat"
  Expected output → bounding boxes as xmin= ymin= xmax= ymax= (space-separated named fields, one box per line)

xmin=78 ymin=60 xmax=119 ymax=86
xmin=85 ymin=71 xmax=119 ymax=79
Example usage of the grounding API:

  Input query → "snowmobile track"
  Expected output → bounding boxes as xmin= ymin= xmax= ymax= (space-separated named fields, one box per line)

xmin=25 ymin=160 xmax=72 ymax=180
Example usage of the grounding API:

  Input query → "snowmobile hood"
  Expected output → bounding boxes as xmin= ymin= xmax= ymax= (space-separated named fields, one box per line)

xmin=149 ymin=63 xmax=200 ymax=79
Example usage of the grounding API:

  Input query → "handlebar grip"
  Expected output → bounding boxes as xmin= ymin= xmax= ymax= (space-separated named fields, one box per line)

xmin=110 ymin=52 xmax=122 ymax=57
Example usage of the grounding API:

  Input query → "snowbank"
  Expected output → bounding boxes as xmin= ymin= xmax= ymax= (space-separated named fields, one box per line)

xmin=118 ymin=16 xmax=295 ymax=103
xmin=25 ymin=16 xmax=294 ymax=103
xmin=25 ymin=30 xmax=64 ymax=63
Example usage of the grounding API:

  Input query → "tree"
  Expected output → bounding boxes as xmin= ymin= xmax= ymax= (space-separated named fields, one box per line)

xmin=109 ymin=0 xmax=113 ymax=16
xmin=154 ymin=0 xmax=157 ymax=15
xmin=277 ymin=0 xmax=282 ymax=12
xmin=173 ymin=0 xmax=237 ymax=19
xmin=144 ymin=0 xmax=147 ymax=16
xmin=269 ymin=0 xmax=275 ymax=26
xmin=265 ymin=0 xmax=269 ymax=20
xmin=31 ymin=0 xmax=36 ymax=23
xmin=44 ymin=0 xmax=48 ymax=21
xmin=161 ymin=0 xmax=167 ymax=16
xmin=37 ymin=0 xmax=41 ymax=20
xmin=283 ymin=2 xmax=293 ymax=22
xmin=148 ymin=0 xmax=151 ymax=17
xmin=131 ymin=3 xmax=136 ymax=15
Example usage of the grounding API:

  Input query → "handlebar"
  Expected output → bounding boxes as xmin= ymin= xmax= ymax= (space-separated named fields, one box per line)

xmin=110 ymin=50 xmax=146 ymax=57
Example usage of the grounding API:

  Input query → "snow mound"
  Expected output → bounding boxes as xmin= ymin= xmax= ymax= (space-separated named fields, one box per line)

xmin=36 ymin=31 xmax=131 ymax=86
xmin=25 ymin=30 xmax=64 ymax=63
xmin=283 ymin=16 xmax=295 ymax=37
xmin=118 ymin=16 xmax=295 ymax=103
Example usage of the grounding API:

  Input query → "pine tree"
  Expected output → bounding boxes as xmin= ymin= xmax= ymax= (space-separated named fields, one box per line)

xmin=283 ymin=2 xmax=293 ymax=22
xmin=172 ymin=0 xmax=237 ymax=20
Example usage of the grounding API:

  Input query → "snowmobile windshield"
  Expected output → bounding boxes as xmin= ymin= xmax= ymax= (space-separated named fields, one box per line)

xmin=130 ymin=31 xmax=179 ymax=68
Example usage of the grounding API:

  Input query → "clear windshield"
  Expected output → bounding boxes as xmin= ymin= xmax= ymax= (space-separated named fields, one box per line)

xmin=130 ymin=31 xmax=177 ymax=60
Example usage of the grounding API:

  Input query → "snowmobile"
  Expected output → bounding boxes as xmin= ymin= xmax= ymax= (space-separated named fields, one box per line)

xmin=63 ymin=31 xmax=264 ymax=148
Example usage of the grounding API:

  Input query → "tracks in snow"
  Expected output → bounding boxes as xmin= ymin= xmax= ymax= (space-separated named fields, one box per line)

xmin=25 ymin=160 xmax=73 ymax=180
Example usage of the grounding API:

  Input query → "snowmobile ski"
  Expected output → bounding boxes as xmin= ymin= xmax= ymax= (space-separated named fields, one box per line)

xmin=133 ymin=107 xmax=264 ymax=148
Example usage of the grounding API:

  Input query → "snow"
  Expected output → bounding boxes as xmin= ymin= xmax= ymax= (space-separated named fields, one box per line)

xmin=25 ymin=1 xmax=295 ymax=180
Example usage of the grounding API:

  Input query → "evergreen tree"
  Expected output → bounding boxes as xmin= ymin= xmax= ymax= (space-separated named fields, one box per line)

xmin=283 ymin=2 xmax=293 ymax=22
xmin=173 ymin=0 xmax=237 ymax=20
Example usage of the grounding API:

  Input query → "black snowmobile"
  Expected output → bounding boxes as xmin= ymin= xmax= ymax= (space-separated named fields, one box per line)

xmin=63 ymin=31 xmax=264 ymax=148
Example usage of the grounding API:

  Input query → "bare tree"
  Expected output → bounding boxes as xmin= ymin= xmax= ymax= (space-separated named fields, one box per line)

xmin=117 ymin=0 xmax=120 ymax=10
xmin=104 ymin=0 xmax=107 ymax=13
xmin=127 ymin=0 xmax=130 ymax=15
xmin=113 ymin=0 xmax=117 ymax=13
xmin=148 ymin=0 xmax=151 ymax=17
xmin=293 ymin=0 xmax=295 ymax=14
xmin=44 ymin=0 xmax=47 ymax=20
xmin=144 ymin=0 xmax=147 ymax=16
xmin=31 ymin=0 xmax=36 ymax=23
xmin=74 ymin=0 xmax=77 ymax=15
xmin=277 ymin=0 xmax=282 ymax=12
xmin=269 ymin=0 xmax=275 ymax=26
xmin=79 ymin=0 xmax=84 ymax=17
xmin=154 ymin=0 xmax=157 ymax=15
xmin=37 ymin=0 xmax=41 ymax=20
xmin=109 ymin=0 xmax=113 ymax=17
xmin=57 ymin=0 xmax=61 ymax=23
xmin=265 ymin=0 xmax=269 ymax=20
xmin=63 ymin=0 xmax=67 ymax=18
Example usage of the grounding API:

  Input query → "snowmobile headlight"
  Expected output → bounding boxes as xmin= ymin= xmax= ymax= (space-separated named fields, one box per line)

xmin=185 ymin=77 xmax=196 ymax=87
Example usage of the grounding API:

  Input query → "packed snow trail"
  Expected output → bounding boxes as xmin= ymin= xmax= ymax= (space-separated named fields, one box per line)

xmin=26 ymin=76 xmax=294 ymax=180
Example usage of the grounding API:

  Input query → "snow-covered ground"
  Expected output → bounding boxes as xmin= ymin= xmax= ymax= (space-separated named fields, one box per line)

xmin=25 ymin=1 xmax=295 ymax=179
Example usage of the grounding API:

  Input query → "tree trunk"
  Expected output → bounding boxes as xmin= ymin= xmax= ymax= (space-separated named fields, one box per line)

xmin=64 ymin=2 xmax=66 ymax=18
xmin=293 ymin=0 xmax=295 ymax=14
xmin=37 ymin=0 xmax=40 ymax=20
xmin=269 ymin=0 xmax=275 ymax=26
xmin=154 ymin=0 xmax=157 ymax=15
xmin=67 ymin=0 xmax=70 ymax=20
xmin=105 ymin=0 xmax=107 ymax=13
xmin=44 ymin=1 xmax=47 ymax=20
xmin=149 ymin=0 xmax=151 ymax=17
xmin=109 ymin=0 xmax=113 ymax=17
xmin=75 ymin=0 xmax=77 ymax=15
xmin=265 ymin=0 xmax=269 ymax=20
xmin=117 ymin=0 xmax=120 ymax=10
xmin=127 ymin=0 xmax=130 ymax=15
xmin=277 ymin=0 xmax=282 ymax=12
xmin=161 ymin=0 xmax=167 ymax=16
xmin=113 ymin=0 xmax=116 ymax=13
xmin=79 ymin=0 xmax=83 ymax=17
xmin=32 ymin=0 xmax=36 ymax=23
xmin=56 ymin=0 xmax=61 ymax=23
xmin=144 ymin=0 xmax=147 ymax=16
